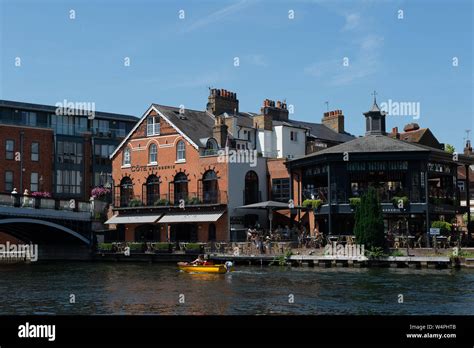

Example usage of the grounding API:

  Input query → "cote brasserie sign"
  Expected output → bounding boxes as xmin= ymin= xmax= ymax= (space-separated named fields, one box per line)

xmin=128 ymin=164 xmax=175 ymax=172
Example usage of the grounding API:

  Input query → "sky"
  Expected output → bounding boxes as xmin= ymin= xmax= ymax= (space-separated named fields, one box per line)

xmin=0 ymin=0 xmax=472 ymax=151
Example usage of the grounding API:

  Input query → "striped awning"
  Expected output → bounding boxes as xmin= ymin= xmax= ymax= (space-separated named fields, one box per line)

xmin=105 ymin=214 xmax=162 ymax=224
xmin=157 ymin=212 xmax=224 ymax=223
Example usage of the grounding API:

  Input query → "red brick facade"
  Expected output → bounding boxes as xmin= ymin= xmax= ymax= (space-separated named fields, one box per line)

xmin=111 ymin=109 xmax=230 ymax=242
xmin=0 ymin=124 xmax=54 ymax=194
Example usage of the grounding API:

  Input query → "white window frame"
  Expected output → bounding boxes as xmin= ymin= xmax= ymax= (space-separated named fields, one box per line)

xmin=147 ymin=116 xmax=160 ymax=136
xmin=30 ymin=172 xmax=39 ymax=192
xmin=122 ymin=148 xmax=131 ymax=166
xmin=149 ymin=143 xmax=158 ymax=164
xmin=176 ymin=141 xmax=186 ymax=162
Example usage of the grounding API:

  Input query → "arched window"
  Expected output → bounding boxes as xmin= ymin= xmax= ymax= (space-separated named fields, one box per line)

xmin=119 ymin=176 xmax=133 ymax=207
xmin=145 ymin=174 xmax=160 ymax=206
xmin=148 ymin=143 xmax=157 ymax=164
xmin=173 ymin=172 xmax=188 ymax=203
xmin=176 ymin=140 xmax=186 ymax=161
xmin=205 ymin=138 xmax=218 ymax=156
xmin=202 ymin=170 xmax=218 ymax=203
xmin=244 ymin=171 xmax=259 ymax=204
xmin=123 ymin=147 xmax=131 ymax=166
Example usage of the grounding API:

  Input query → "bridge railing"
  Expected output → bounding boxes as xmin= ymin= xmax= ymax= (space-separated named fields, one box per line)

xmin=0 ymin=193 xmax=92 ymax=213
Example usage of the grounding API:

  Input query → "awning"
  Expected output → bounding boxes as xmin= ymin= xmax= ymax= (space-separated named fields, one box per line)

xmin=105 ymin=214 xmax=162 ymax=224
xmin=157 ymin=212 xmax=224 ymax=223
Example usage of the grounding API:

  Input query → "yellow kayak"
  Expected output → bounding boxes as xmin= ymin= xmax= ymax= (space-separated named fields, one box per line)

xmin=178 ymin=263 xmax=232 ymax=274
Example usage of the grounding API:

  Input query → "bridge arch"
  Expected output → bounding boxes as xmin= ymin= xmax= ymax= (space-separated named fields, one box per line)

xmin=0 ymin=218 xmax=90 ymax=245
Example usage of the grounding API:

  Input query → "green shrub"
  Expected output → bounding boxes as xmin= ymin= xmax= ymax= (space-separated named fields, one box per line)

xmin=186 ymin=197 xmax=202 ymax=205
xmin=129 ymin=199 xmax=142 ymax=207
xmin=98 ymin=243 xmax=113 ymax=251
xmin=354 ymin=187 xmax=385 ymax=249
xmin=349 ymin=197 xmax=361 ymax=209
xmin=302 ymin=199 xmax=322 ymax=209
xmin=390 ymin=250 xmax=404 ymax=257
xmin=185 ymin=243 xmax=201 ymax=250
xmin=431 ymin=221 xmax=452 ymax=234
xmin=154 ymin=199 xmax=169 ymax=206
xmin=153 ymin=242 xmax=172 ymax=250
xmin=366 ymin=246 xmax=386 ymax=258
xmin=392 ymin=196 xmax=409 ymax=209
xmin=128 ymin=242 xmax=143 ymax=251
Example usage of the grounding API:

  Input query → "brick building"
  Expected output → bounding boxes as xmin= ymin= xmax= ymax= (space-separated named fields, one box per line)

xmin=0 ymin=100 xmax=138 ymax=201
xmin=108 ymin=88 xmax=355 ymax=242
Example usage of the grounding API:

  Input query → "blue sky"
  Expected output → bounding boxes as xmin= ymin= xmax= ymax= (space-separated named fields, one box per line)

xmin=1 ymin=0 xmax=472 ymax=151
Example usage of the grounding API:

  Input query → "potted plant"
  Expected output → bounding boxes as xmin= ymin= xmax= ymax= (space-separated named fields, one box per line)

xmin=184 ymin=243 xmax=202 ymax=254
xmin=97 ymin=243 xmax=113 ymax=252
xmin=152 ymin=242 xmax=173 ymax=253
xmin=91 ymin=187 xmax=111 ymax=201
xmin=154 ymin=199 xmax=170 ymax=206
xmin=129 ymin=198 xmax=142 ymax=207
xmin=349 ymin=197 xmax=361 ymax=210
xmin=392 ymin=196 xmax=409 ymax=210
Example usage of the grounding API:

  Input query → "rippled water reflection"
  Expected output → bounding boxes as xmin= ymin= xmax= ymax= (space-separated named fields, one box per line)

xmin=1 ymin=263 xmax=473 ymax=315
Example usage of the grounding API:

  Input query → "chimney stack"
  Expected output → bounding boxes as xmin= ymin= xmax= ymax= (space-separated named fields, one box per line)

xmin=464 ymin=139 xmax=473 ymax=156
xmin=260 ymin=98 xmax=289 ymax=121
xmin=390 ymin=127 xmax=400 ymax=139
xmin=207 ymin=88 xmax=239 ymax=116
xmin=212 ymin=114 xmax=228 ymax=148
xmin=322 ymin=109 xmax=345 ymax=134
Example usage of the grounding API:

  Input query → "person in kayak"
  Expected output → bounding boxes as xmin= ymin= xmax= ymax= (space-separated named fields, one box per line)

xmin=190 ymin=254 xmax=205 ymax=265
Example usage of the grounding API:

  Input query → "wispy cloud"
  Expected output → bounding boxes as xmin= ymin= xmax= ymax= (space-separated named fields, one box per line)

xmin=244 ymin=54 xmax=267 ymax=67
xmin=305 ymin=34 xmax=384 ymax=86
xmin=342 ymin=12 xmax=361 ymax=31
xmin=182 ymin=0 xmax=252 ymax=33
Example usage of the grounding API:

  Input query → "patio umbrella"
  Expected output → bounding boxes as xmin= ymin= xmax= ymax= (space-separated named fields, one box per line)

xmin=237 ymin=200 xmax=290 ymax=233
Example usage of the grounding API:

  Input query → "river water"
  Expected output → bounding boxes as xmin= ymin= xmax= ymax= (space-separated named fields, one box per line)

xmin=0 ymin=263 xmax=473 ymax=315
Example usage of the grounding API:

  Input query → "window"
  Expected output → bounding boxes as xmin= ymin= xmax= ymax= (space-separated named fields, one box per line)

xmin=51 ymin=114 xmax=76 ymax=135
xmin=57 ymin=141 xmax=83 ymax=164
xmin=272 ymin=178 xmax=290 ymax=202
xmin=92 ymin=119 xmax=110 ymax=135
xmin=55 ymin=170 xmax=82 ymax=195
xmin=202 ymin=170 xmax=218 ymax=203
xmin=204 ymin=139 xmax=218 ymax=156
xmin=21 ymin=111 xmax=37 ymax=126
xmin=31 ymin=142 xmax=39 ymax=161
xmin=148 ymin=143 xmax=158 ymax=164
xmin=147 ymin=116 xmax=160 ymax=136
xmin=30 ymin=173 xmax=39 ymax=192
xmin=290 ymin=131 xmax=298 ymax=142
xmin=123 ymin=147 xmax=131 ymax=166
xmin=457 ymin=181 xmax=465 ymax=192
xmin=94 ymin=144 xmax=115 ymax=166
xmin=5 ymin=171 xmax=13 ymax=192
xmin=176 ymin=141 xmax=186 ymax=161
xmin=5 ymin=140 xmax=14 ymax=160
xmin=244 ymin=171 xmax=259 ymax=204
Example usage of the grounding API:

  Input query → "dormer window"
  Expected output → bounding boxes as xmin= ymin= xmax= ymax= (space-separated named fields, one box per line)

xmin=147 ymin=116 xmax=160 ymax=136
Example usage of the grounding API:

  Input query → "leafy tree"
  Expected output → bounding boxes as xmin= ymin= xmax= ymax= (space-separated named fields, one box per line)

xmin=353 ymin=186 xmax=385 ymax=249
xmin=444 ymin=144 xmax=456 ymax=154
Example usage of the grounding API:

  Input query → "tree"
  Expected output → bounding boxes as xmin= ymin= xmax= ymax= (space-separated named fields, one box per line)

xmin=353 ymin=186 xmax=385 ymax=249
xmin=444 ymin=144 xmax=456 ymax=154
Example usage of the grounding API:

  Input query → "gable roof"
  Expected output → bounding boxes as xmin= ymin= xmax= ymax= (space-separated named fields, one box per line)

xmin=288 ymin=119 xmax=355 ymax=143
xmin=296 ymin=134 xmax=430 ymax=159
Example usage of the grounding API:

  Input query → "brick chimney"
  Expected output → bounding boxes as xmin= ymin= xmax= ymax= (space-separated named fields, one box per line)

xmin=260 ymin=99 xmax=289 ymax=121
xmin=207 ymin=88 xmax=239 ymax=116
xmin=403 ymin=123 xmax=420 ymax=132
xmin=212 ymin=114 xmax=228 ymax=148
xmin=322 ymin=109 xmax=345 ymax=133
xmin=390 ymin=127 xmax=400 ymax=139
xmin=464 ymin=139 xmax=473 ymax=156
